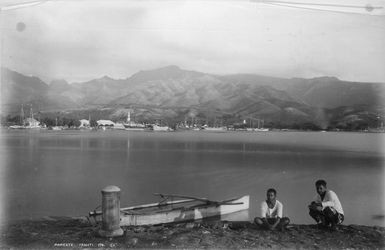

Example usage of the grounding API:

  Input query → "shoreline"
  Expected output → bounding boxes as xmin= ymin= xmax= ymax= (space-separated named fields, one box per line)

xmin=2 ymin=126 xmax=385 ymax=133
xmin=1 ymin=217 xmax=384 ymax=249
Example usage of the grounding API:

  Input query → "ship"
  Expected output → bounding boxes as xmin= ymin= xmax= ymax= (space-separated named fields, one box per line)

xmin=123 ymin=110 xmax=145 ymax=130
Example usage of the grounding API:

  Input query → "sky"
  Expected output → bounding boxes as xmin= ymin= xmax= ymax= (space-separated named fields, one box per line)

xmin=1 ymin=0 xmax=385 ymax=83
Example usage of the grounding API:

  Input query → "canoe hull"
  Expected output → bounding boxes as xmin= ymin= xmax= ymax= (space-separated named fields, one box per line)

xmin=119 ymin=195 xmax=249 ymax=226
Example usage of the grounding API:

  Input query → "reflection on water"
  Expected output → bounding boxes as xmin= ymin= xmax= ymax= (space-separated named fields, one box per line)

xmin=0 ymin=130 xmax=384 ymax=226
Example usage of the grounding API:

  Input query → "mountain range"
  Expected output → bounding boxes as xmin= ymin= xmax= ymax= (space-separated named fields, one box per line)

xmin=1 ymin=66 xmax=384 ymax=129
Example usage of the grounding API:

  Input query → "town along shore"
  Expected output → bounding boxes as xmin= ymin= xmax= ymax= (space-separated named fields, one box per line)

xmin=1 ymin=217 xmax=384 ymax=249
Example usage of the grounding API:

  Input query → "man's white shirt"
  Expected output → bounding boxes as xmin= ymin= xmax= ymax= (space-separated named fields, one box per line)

xmin=261 ymin=200 xmax=283 ymax=218
xmin=313 ymin=190 xmax=344 ymax=215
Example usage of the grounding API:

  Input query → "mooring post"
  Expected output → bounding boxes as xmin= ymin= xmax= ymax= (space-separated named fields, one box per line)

xmin=98 ymin=185 xmax=124 ymax=237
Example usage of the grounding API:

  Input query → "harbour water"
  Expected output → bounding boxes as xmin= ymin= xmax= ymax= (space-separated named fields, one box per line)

xmin=0 ymin=130 xmax=384 ymax=226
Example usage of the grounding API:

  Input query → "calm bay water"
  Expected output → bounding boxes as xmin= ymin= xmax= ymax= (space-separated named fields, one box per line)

xmin=0 ymin=129 xmax=384 ymax=226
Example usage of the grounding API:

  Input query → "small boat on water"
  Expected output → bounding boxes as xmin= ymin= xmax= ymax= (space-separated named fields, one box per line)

xmin=254 ymin=128 xmax=269 ymax=132
xmin=201 ymin=127 xmax=227 ymax=132
xmin=151 ymin=124 xmax=172 ymax=131
xmin=89 ymin=194 xmax=249 ymax=226
xmin=125 ymin=127 xmax=145 ymax=131
xmin=124 ymin=123 xmax=146 ymax=130
xmin=9 ymin=125 xmax=26 ymax=129
xmin=49 ymin=118 xmax=62 ymax=130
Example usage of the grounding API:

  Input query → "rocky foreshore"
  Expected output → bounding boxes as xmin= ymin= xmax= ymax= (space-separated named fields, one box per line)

xmin=1 ymin=217 xmax=384 ymax=249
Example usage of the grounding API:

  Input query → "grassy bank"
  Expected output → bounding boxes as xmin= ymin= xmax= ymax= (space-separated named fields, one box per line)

xmin=1 ymin=217 xmax=384 ymax=249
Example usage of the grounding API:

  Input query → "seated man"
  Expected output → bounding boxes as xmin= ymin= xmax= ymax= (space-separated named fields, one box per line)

xmin=254 ymin=188 xmax=290 ymax=230
xmin=308 ymin=179 xmax=344 ymax=230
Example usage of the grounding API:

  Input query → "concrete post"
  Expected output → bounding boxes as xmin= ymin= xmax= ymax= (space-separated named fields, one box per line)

xmin=98 ymin=186 xmax=124 ymax=237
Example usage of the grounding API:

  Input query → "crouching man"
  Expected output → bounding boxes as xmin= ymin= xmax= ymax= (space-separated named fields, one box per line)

xmin=254 ymin=188 xmax=290 ymax=231
xmin=308 ymin=179 xmax=344 ymax=230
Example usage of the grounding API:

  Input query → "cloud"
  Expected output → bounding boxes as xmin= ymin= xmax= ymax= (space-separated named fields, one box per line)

xmin=1 ymin=0 xmax=385 ymax=82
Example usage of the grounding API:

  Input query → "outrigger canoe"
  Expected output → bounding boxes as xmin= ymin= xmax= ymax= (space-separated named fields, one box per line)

xmin=89 ymin=194 xmax=249 ymax=226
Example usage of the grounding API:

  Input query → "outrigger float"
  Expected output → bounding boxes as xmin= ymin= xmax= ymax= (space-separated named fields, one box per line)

xmin=89 ymin=193 xmax=249 ymax=226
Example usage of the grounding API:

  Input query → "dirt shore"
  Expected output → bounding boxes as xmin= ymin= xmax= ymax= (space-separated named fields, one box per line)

xmin=1 ymin=217 xmax=384 ymax=249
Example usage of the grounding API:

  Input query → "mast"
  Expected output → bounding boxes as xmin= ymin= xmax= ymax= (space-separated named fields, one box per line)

xmin=127 ymin=110 xmax=131 ymax=123
xmin=20 ymin=104 xmax=25 ymax=126
xmin=30 ymin=105 xmax=33 ymax=120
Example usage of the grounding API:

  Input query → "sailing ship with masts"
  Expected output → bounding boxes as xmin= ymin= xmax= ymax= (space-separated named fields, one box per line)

xmin=254 ymin=119 xmax=269 ymax=132
xmin=200 ymin=117 xmax=226 ymax=131
xmin=149 ymin=118 xmax=172 ymax=131
xmin=51 ymin=117 xmax=62 ymax=130
xmin=9 ymin=104 xmax=26 ymax=129
xmin=123 ymin=110 xmax=145 ymax=130
xmin=9 ymin=104 xmax=41 ymax=129
xmin=25 ymin=105 xmax=41 ymax=129
xmin=244 ymin=118 xmax=269 ymax=132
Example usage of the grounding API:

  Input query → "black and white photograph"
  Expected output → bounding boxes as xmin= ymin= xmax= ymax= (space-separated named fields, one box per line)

xmin=0 ymin=0 xmax=384 ymax=249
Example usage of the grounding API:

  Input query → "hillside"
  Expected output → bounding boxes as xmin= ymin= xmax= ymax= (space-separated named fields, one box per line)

xmin=1 ymin=66 xmax=384 ymax=129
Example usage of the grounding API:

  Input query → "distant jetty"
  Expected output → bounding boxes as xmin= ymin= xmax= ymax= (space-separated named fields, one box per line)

xmin=1 ymin=217 xmax=384 ymax=249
